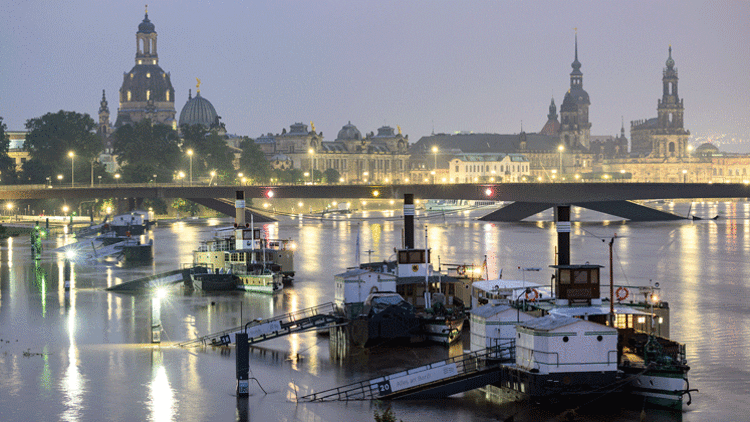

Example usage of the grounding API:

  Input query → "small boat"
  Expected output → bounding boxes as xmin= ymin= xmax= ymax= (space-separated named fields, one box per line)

xmin=107 ymin=211 xmax=152 ymax=236
xmin=234 ymin=263 xmax=283 ymax=294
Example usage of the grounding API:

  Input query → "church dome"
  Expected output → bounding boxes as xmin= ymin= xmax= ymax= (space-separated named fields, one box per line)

xmin=138 ymin=13 xmax=155 ymax=34
xmin=179 ymin=90 xmax=219 ymax=129
xmin=695 ymin=142 xmax=719 ymax=153
xmin=337 ymin=121 xmax=362 ymax=141
xmin=119 ymin=65 xmax=174 ymax=104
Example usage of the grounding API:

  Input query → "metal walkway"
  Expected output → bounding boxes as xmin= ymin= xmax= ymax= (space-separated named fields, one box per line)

xmin=298 ymin=340 xmax=515 ymax=402
xmin=178 ymin=302 xmax=343 ymax=348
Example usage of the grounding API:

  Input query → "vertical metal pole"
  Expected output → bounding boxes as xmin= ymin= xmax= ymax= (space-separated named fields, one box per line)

xmin=609 ymin=236 xmax=615 ymax=326
xmin=236 ymin=332 xmax=249 ymax=396
xmin=555 ymin=205 xmax=571 ymax=266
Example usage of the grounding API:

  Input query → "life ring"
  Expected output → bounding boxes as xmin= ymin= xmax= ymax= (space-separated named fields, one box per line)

xmin=456 ymin=266 xmax=466 ymax=276
xmin=616 ymin=287 xmax=629 ymax=301
xmin=525 ymin=288 xmax=539 ymax=302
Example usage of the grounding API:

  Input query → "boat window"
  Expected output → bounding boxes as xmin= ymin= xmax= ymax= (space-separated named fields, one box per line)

xmin=574 ymin=270 xmax=589 ymax=284
xmin=559 ymin=269 xmax=571 ymax=284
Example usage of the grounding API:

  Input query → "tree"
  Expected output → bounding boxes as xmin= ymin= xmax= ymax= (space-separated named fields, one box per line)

xmin=0 ymin=117 xmax=17 ymax=184
xmin=113 ymin=119 xmax=181 ymax=183
xmin=323 ymin=168 xmax=341 ymax=184
xmin=181 ymin=124 xmax=234 ymax=183
xmin=172 ymin=198 xmax=200 ymax=217
xmin=238 ymin=137 xmax=271 ymax=183
xmin=22 ymin=111 xmax=102 ymax=184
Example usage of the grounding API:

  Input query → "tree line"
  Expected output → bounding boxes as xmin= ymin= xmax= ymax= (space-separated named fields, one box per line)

xmin=0 ymin=110 xmax=342 ymax=187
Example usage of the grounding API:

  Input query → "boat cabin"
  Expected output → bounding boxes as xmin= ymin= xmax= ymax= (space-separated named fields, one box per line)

xmin=472 ymin=279 xmax=546 ymax=308
xmin=334 ymin=268 xmax=397 ymax=319
xmin=395 ymin=248 xmax=430 ymax=278
xmin=516 ymin=315 xmax=617 ymax=375
xmin=550 ymin=264 xmax=603 ymax=306
xmin=470 ymin=304 xmax=535 ymax=353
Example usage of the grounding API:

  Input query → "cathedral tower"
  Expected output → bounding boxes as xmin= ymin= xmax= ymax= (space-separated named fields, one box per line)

xmin=559 ymin=31 xmax=591 ymax=150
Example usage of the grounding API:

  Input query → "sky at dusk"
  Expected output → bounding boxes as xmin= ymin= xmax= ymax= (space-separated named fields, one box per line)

xmin=1 ymin=1 xmax=748 ymax=144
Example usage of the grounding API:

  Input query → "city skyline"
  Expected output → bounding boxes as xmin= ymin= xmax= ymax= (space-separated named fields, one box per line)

xmin=1 ymin=1 xmax=748 ymax=145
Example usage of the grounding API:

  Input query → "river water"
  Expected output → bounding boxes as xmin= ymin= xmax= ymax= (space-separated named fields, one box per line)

xmin=1 ymin=201 xmax=749 ymax=421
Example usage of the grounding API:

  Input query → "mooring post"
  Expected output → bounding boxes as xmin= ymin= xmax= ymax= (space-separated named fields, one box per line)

xmin=236 ymin=332 xmax=249 ymax=397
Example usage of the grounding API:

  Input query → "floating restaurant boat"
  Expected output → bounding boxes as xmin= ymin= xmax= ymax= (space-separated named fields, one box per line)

xmin=108 ymin=211 xmax=152 ymax=236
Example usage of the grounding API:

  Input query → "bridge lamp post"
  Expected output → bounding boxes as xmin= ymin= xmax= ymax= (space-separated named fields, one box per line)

xmin=303 ymin=172 xmax=310 ymax=185
xmin=178 ymin=171 xmax=186 ymax=187
xmin=68 ymin=151 xmax=75 ymax=188
xmin=98 ymin=175 xmax=102 ymax=186
xmin=46 ymin=176 xmax=51 ymax=188
xmin=57 ymin=174 xmax=63 ymax=186
xmin=237 ymin=172 xmax=243 ymax=186
xmin=682 ymin=169 xmax=688 ymax=183
xmin=558 ymin=145 xmax=564 ymax=175
xmin=152 ymin=174 xmax=158 ymax=184
xmin=209 ymin=170 xmax=216 ymax=186
xmin=187 ymin=149 xmax=194 ymax=186
xmin=114 ymin=173 xmax=120 ymax=187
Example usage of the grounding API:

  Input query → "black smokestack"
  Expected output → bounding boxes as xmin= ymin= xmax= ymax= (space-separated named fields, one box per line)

xmin=556 ymin=205 xmax=570 ymax=266
xmin=404 ymin=194 xmax=414 ymax=249
xmin=235 ymin=191 xmax=245 ymax=228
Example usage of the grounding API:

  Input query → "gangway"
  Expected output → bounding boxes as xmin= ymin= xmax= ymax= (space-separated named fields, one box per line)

xmin=177 ymin=302 xmax=344 ymax=348
xmin=298 ymin=340 xmax=515 ymax=402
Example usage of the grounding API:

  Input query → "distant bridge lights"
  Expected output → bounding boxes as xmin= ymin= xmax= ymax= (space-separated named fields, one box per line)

xmin=485 ymin=188 xmax=493 ymax=197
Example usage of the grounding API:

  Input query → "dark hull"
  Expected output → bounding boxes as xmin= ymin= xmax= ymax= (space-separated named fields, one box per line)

xmin=189 ymin=273 xmax=237 ymax=291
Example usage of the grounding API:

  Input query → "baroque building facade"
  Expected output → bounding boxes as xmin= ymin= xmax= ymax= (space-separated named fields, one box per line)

xmin=263 ymin=122 xmax=411 ymax=183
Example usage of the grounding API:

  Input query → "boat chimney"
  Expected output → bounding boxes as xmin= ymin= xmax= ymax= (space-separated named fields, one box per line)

xmin=555 ymin=205 xmax=571 ymax=266
xmin=235 ymin=191 xmax=246 ymax=228
xmin=404 ymin=193 xmax=415 ymax=249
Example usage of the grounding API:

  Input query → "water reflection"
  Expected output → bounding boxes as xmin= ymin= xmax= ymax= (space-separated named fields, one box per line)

xmin=61 ymin=310 xmax=83 ymax=422
xmin=149 ymin=349 xmax=176 ymax=421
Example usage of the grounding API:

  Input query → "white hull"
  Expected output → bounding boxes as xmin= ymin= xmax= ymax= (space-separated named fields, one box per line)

xmin=629 ymin=372 xmax=688 ymax=409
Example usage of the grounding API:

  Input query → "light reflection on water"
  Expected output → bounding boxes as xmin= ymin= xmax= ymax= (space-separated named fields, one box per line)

xmin=0 ymin=203 xmax=749 ymax=420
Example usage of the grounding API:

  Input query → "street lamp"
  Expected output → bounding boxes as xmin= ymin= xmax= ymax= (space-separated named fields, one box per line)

xmin=558 ymin=145 xmax=564 ymax=175
xmin=178 ymin=171 xmax=186 ymax=187
xmin=303 ymin=172 xmax=310 ymax=184
xmin=68 ymin=151 xmax=75 ymax=188
xmin=57 ymin=174 xmax=63 ymax=186
xmin=682 ymin=169 xmax=688 ymax=183
xmin=209 ymin=170 xmax=216 ymax=186
xmin=187 ymin=149 xmax=194 ymax=186
xmin=98 ymin=175 xmax=102 ymax=186
xmin=114 ymin=173 xmax=121 ymax=187
xmin=62 ymin=205 xmax=69 ymax=215
xmin=237 ymin=172 xmax=244 ymax=186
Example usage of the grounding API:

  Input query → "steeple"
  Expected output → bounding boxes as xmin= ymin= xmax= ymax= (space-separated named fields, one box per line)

xmin=570 ymin=29 xmax=583 ymax=88
xmin=547 ymin=97 xmax=557 ymax=121
xmin=666 ymin=45 xmax=675 ymax=70
xmin=99 ymin=89 xmax=109 ymax=114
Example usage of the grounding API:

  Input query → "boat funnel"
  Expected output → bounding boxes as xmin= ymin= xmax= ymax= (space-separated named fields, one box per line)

xmin=235 ymin=191 xmax=246 ymax=228
xmin=404 ymin=193 xmax=415 ymax=249
xmin=555 ymin=205 xmax=570 ymax=266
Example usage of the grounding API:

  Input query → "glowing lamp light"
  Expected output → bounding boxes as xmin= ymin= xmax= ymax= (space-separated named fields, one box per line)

xmin=484 ymin=188 xmax=493 ymax=197
xmin=372 ymin=190 xmax=380 ymax=197
xmin=156 ymin=288 xmax=168 ymax=299
xmin=65 ymin=249 xmax=76 ymax=260
xmin=266 ymin=190 xmax=274 ymax=198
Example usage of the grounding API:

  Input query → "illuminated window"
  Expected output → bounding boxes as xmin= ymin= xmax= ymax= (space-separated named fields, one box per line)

xmin=130 ymin=73 xmax=133 ymax=79
xmin=138 ymin=60 xmax=142 ymax=65
xmin=166 ymin=91 xmax=170 ymax=101
xmin=127 ymin=91 xmax=132 ymax=101
xmin=146 ymin=72 xmax=151 ymax=78
xmin=146 ymin=90 xmax=151 ymax=100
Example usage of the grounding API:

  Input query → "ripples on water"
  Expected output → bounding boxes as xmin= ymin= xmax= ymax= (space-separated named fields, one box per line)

xmin=1 ymin=202 xmax=749 ymax=421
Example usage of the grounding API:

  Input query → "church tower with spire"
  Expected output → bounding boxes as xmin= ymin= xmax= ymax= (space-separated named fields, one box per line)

xmin=630 ymin=46 xmax=690 ymax=159
xmin=97 ymin=90 xmax=112 ymax=150
xmin=539 ymin=97 xmax=561 ymax=135
xmin=559 ymin=31 xmax=591 ymax=150
xmin=115 ymin=7 xmax=176 ymax=129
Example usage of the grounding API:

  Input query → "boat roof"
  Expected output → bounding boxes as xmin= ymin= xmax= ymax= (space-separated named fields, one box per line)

xmin=519 ymin=314 xmax=581 ymax=331
xmin=473 ymin=279 xmax=544 ymax=293
xmin=471 ymin=303 xmax=513 ymax=318
xmin=547 ymin=304 xmax=652 ymax=317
